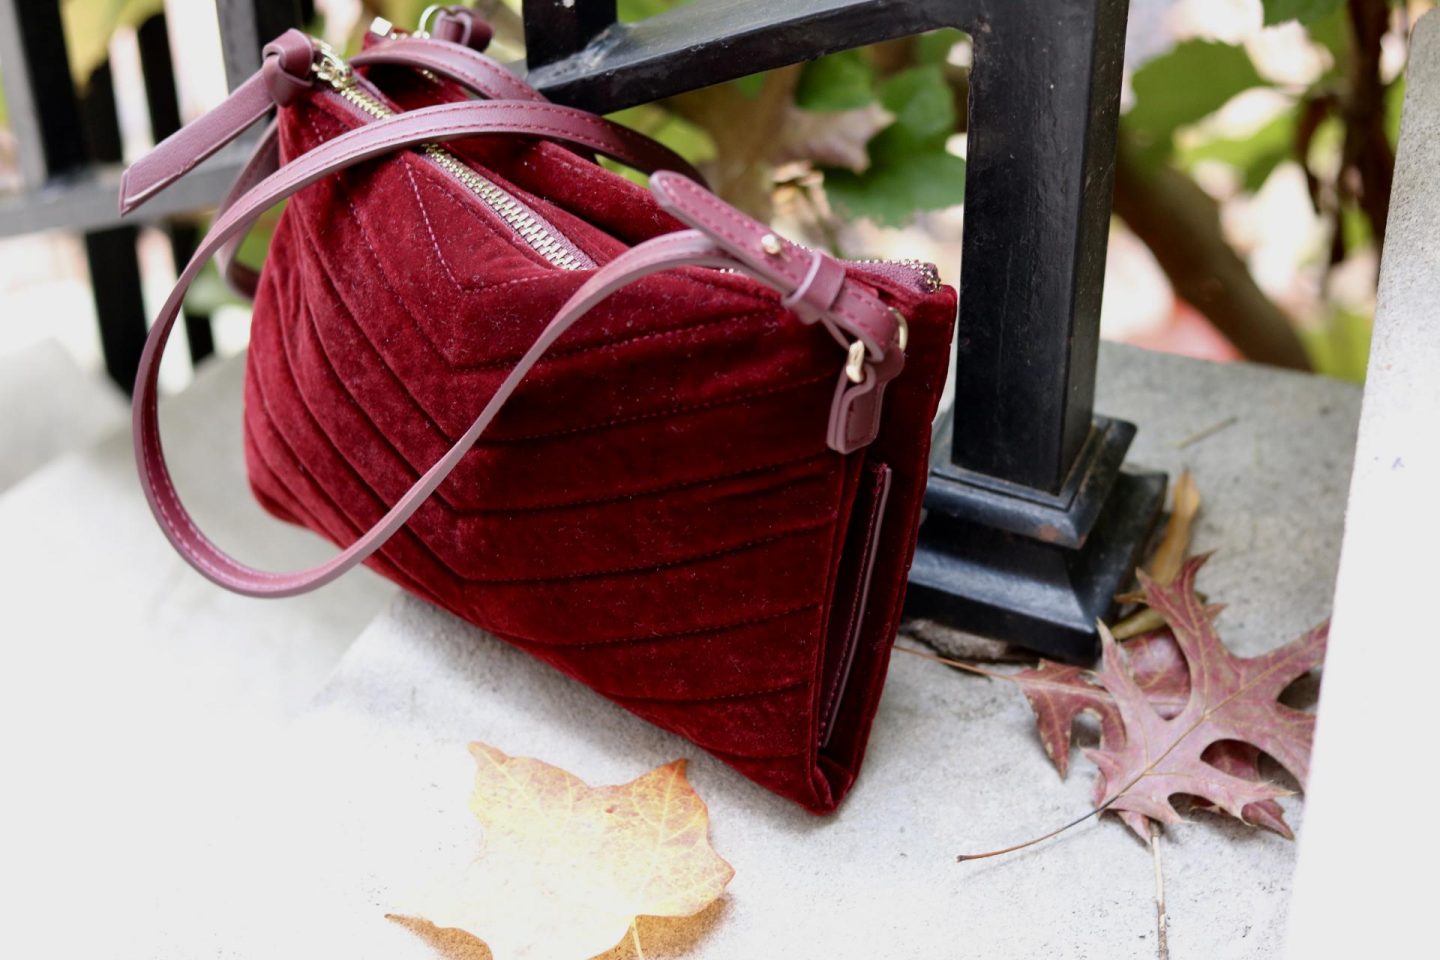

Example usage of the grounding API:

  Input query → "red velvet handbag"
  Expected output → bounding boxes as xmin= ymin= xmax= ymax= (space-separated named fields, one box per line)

xmin=123 ymin=11 xmax=956 ymax=813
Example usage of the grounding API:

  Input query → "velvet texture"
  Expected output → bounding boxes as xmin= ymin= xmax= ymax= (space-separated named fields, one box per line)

xmin=241 ymin=75 xmax=956 ymax=813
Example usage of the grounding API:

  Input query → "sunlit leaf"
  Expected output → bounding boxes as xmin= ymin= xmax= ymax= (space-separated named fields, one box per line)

xmin=60 ymin=0 xmax=163 ymax=87
xmin=394 ymin=745 xmax=733 ymax=960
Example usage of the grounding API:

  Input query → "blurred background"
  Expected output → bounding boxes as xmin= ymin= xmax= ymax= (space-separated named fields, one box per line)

xmin=0 ymin=0 xmax=1421 ymax=400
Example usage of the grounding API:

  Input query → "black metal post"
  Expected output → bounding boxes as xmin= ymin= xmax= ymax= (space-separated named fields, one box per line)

xmin=522 ymin=0 xmax=618 ymax=68
xmin=903 ymin=0 xmax=1165 ymax=661
xmin=137 ymin=14 xmax=215 ymax=365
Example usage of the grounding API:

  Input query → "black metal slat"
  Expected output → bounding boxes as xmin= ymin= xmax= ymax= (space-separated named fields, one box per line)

xmin=78 ymin=62 xmax=149 ymax=392
xmin=137 ymin=14 xmax=215 ymax=365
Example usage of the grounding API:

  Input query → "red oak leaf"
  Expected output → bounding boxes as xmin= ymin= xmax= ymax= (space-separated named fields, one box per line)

xmin=1015 ymin=629 xmax=1297 ymax=838
xmin=1085 ymin=556 xmax=1327 ymax=833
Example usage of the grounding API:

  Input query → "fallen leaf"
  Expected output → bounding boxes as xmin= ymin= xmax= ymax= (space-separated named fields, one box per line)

xmin=395 ymin=745 xmax=734 ymax=960
xmin=1014 ymin=628 xmax=1294 ymax=837
xmin=1085 ymin=556 xmax=1327 ymax=834
xmin=1146 ymin=469 xmax=1201 ymax=585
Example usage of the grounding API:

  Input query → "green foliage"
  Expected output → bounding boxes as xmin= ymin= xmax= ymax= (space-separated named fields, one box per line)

xmin=1261 ymin=0 xmax=1344 ymax=27
xmin=913 ymin=28 xmax=967 ymax=65
xmin=1301 ymin=307 xmax=1373 ymax=382
xmin=823 ymin=65 xmax=965 ymax=226
xmin=60 ymin=0 xmax=163 ymax=87
xmin=795 ymin=52 xmax=874 ymax=112
xmin=1126 ymin=40 xmax=1268 ymax=168
xmin=1182 ymin=112 xmax=1296 ymax=192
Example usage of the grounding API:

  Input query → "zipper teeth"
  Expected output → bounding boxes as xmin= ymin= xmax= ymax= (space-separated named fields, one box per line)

xmin=849 ymin=257 xmax=942 ymax=293
xmin=331 ymin=79 xmax=583 ymax=270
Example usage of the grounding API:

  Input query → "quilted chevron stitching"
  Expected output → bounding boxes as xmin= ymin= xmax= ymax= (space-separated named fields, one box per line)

xmin=273 ymin=268 xmax=841 ymax=589
xmin=470 ymin=520 xmax=832 ymax=586
xmin=304 ymin=179 xmax=820 ymax=450
xmin=605 ymin=677 xmax=807 ymax=705
xmin=501 ymin=599 xmax=819 ymax=649
xmin=295 ymin=225 xmax=833 ymax=523
xmin=487 ymin=372 xmax=833 ymax=444
xmin=473 ymin=452 xmax=830 ymax=516
xmin=402 ymin=160 xmax=463 ymax=287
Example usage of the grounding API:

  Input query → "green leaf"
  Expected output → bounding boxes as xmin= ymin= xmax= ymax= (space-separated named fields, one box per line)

xmin=1261 ymin=0 xmax=1343 ymax=27
xmin=1126 ymin=40 xmax=1268 ymax=167
xmin=824 ymin=150 xmax=966 ymax=227
xmin=1300 ymin=307 xmax=1372 ymax=382
xmin=1182 ymin=111 xmax=1297 ymax=192
xmin=1385 ymin=76 xmax=1406 ymax=147
xmin=872 ymin=65 xmax=954 ymax=156
xmin=819 ymin=64 xmax=962 ymax=226
xmin=732 ymin=73 xmax=766 ymax=100
xmin=795 ymin=51 xmax=875 ymax=112
xmin=914 ymin=28 xmax=967 ymax=66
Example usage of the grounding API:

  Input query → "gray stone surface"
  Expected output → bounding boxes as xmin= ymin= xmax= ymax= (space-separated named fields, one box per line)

xmin=0 ymin=355 xmax=398 ymax=959
xmin=0 ymin=338 xmax=126 ymax=493
xmin=134 ymin=344 xmax=1359 ymax=960
xmin=1286 ymin=12 xmax=1440 ymax=956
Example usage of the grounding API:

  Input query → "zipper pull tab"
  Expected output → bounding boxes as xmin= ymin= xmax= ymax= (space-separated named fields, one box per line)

xmin=119 ymin=28 xmax=316 ymax=215
xmin=311 ymin=38 xmax=353 ymax=88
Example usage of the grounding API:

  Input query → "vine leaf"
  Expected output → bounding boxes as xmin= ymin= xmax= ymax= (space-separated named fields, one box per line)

xmin=1014 ymin=556 xmax=1326 ymax=839
xmin=391 ymin=744 xmax=734 ymax=960
xmin=1087 ymin=557 xmax=1327 ymax=836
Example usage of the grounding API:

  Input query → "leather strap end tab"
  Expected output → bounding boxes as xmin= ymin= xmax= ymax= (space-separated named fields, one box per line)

xmin=119 ymin=31 xmax=315 ymax=216
xmin=431 ymin=6 xmax=493 ymax=51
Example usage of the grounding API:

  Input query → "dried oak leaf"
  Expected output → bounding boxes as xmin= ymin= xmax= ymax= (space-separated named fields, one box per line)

xmin=1015 ymin=629 xmax=1295 ymax=837
xmin=395 ymin=744 xmax=734 ymax=960
xmin=1086 ymin=556 xmax=1327 ymax=834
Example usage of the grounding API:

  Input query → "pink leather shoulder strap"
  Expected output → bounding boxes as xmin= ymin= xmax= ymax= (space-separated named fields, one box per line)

xmin=130 ymin=104 xmax=903 ymax=597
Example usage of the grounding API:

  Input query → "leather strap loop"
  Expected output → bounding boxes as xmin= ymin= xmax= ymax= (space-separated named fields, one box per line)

xmin=260 ymin=29 xmax=315 ymax=105
xmin=781 ymin=250 xmax=848 ymax=327
xmin=430 ymin=6 xmax=493 ymax=50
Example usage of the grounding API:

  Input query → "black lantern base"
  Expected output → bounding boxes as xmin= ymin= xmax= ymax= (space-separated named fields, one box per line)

xmin=905 ymin=416 xmax=1166 ymax=664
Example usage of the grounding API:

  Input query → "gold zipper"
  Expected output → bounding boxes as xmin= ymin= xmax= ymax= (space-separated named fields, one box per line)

xmin=312 ymin=42 xmax=585 ymax=270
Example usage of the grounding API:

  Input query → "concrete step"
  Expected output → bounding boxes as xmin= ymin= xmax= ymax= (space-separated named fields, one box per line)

xmin=0 ymin=353 xmax=398 ymax=957
xmin=121 ymin=343 xmax=1359 ymax=959
xmin=0 ymin=338 xmax=127 ymax=493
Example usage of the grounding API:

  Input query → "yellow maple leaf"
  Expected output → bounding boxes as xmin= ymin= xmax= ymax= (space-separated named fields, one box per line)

xmin=393 ymin=743 xmax=734 ymax=960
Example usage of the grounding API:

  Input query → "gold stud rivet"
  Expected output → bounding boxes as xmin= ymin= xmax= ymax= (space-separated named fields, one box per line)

xmin=760 ymin=233 xmax=783 ymax=256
